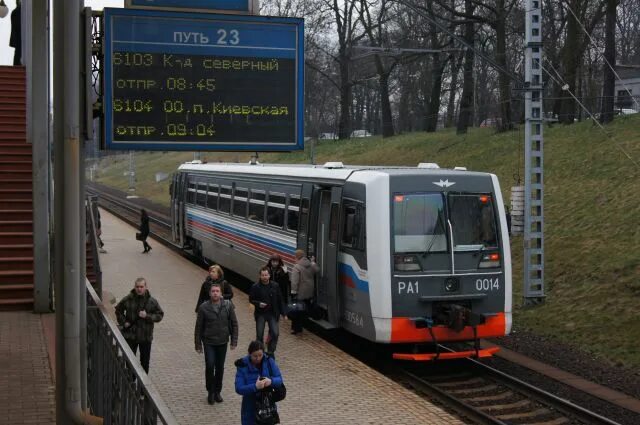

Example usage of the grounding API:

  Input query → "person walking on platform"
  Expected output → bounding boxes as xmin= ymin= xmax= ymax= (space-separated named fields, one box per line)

xmin=289 ymin=249 xmax=319 ymax=335
xmin=115 ymin=277 xmax=164 ymax=374
xmin=265 ymin=254 xmax=289 ymax=305
xmin=195 ymin=264 xmax=233 ymax=312
xmin=195 ymin=283 xmax=239 ymax=405
xmin=9 ymin=1 xmax=21 ymax=66
xmin=138 ymin=208 xmax=152 ymax=253
xmin=235 ymin=340 xmax=284 ymax=425
xmin=249 ymin=267 xmax=286 ymax=356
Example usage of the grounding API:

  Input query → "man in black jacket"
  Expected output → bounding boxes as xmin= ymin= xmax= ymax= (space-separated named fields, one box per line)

xmin=195 ymin=284 xmax=239 ymax=405
xmin=249 ymin=266 xmax=286 ymax=356
xmin=115 ymin=277 xmax=164 ymax=374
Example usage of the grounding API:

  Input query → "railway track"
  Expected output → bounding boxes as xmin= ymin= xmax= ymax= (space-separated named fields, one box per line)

xmin=397 ymin=354 xmax=621 ymax=425
xmin=88 ymin=185 xmax=625 ymax=425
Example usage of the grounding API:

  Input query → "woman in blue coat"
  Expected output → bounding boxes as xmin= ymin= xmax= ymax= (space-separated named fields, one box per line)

xmin=235 ymin=340 xmax=284 ymax=425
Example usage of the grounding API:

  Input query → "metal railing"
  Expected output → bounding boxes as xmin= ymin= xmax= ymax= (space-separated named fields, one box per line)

xmin=86 ymin=283 xmax=178 ymax=425
xmin=86 ymin=196 xmax=103 ymax=296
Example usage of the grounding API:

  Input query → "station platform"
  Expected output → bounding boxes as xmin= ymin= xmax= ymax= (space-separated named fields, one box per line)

xmin=0 ymin=311 xmax=56 ymax=425
xmin=99 ymin=209 xmax=464 ymax=424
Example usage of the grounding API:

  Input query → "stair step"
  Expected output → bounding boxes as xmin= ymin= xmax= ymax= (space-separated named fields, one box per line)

xmin=0 ymin=104 xmax=25 ymax=113
xmin=0 ymin=143 xmax=31 ymax=152
xmin=0 ymin=161 xmax=31 ymax=171
xmin=0 ymin=112 xmax=26 ymax=120
xmin=0 ymin=124 xmax=27 ymax=133
xmin=0 ymin=189 xmax=32 ymax=200
xmin=0 ymin=244 xmax=33 ymax=257
xmin=0 ymin=298 xmax=34 ymax=311
xmin=0 ymin=221 xmax=33 ymax=232
xmin=0 ymin=180 xmax=32 ymax=190
xmin=0 ymin=269 xmax=33 ymax=285
xmin=0 ymin=232 xmax=33 ymax=244
xmin=0 ymin=257 xmax=33 ymax=271
xmin=0 ymin=200 xmax=33 ymax=210
xmin=0 ymin=210 xmax=32 ymax=221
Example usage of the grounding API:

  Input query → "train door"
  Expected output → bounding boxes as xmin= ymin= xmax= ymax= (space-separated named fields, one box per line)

xmin=296 ymin=184 xmax=313 ymax=253
xmin=170 ymin=174 xmax=177 ymax=242
xmin=177 ymin=173 xmax=188 ymax=247
xmin=315 ymin=186 xmax=342 ymax=327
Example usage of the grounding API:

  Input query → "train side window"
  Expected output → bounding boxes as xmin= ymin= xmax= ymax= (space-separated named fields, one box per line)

xmin=233 ymin=188 xmax=248 ymax=218
xmin=207 ymin=184 xmax=219 ymax=210
xmin=329 ymin=203 xmax=339 ymax=244
xmin=196 ymin=182 xmax=207 ymax=207
xmin=267 ymin=192 xmax=285 ymax=228
xmin=286 ymin=195 xmax=300 ymax=233
xmin=298 ymin=198 xmax=310 ymax=236
xmin=219 ymin=186 xmax=231 ymax=214
xmin=249 ymin=190 xmax=266 ymax=223
xmin=341 ymin=201 xmax=364 ymax=249
xmin=187 ymin=181 xmax=196 ymax=204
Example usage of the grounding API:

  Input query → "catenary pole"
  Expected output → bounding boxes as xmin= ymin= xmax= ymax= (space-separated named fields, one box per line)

xmin=523 ymin=0 xmax=545 ymax=304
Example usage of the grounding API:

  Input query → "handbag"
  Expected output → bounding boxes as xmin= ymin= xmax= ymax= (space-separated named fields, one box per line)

xmin=135 ymin=232 xmax=143 ymax=241
xmin=265 ymin=356 xmax=286 ymax=402
xmin=255 ymin=389 xmax=279 ymax=424
xmin=285 ymin=301 xmax=306 ymax=320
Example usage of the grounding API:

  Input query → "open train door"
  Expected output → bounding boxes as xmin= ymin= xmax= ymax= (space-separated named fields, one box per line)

xmin=315 ymin=186 xmax=343 ymax=328
xmin=176 ymin=172 xmax=188 ymax=247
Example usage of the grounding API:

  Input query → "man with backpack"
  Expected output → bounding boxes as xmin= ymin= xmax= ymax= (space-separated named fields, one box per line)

xmin=195 ymin=283 xmax=239 ymax=405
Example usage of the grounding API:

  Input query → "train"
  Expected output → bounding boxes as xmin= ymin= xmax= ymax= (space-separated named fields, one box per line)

xmin=170 ymin=160 xmax=511 ymax=360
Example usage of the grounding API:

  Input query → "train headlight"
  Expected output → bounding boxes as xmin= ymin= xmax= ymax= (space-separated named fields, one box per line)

xmin=479 ymin=252 xmax=500 ymax=268
xmin=444 ymin=277 xmax=460 ymax=292
xmin=394 ymin=255 xmax=422 ymax=271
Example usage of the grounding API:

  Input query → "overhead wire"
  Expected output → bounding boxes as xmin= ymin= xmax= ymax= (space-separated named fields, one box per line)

xmin=561 ymin=0 xmax=640 ymax=110
xmin=543 ymin=59 xmax=640 ymax=170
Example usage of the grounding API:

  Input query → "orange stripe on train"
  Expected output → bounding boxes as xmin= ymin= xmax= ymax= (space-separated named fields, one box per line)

xmin=390 ymin=312 xmax=506 ymax=343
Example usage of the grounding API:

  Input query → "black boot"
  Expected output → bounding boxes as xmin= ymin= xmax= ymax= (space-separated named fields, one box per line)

xmin=214 ymin=393 xmax=223 ymax=403
xmin=207 ymin=392 xmax=214 ymax=405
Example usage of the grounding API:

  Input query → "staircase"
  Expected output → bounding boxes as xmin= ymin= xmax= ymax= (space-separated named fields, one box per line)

xmin=0 ymin=66 xmax=34 ymax=311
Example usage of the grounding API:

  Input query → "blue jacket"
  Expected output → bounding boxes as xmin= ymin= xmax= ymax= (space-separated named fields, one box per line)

xmin=235 ymin=355 xmax=284 ymax=425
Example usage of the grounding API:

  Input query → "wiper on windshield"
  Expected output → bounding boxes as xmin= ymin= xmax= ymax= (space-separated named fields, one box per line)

xmin=421 ymin=209 xmax=446 ymax=258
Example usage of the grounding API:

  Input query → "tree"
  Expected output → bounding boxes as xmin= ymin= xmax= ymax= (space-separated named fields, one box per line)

xmin=599 ymin=0 xmax=619 ymax=124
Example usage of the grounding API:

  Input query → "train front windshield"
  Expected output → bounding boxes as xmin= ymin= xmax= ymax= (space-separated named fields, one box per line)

xmin=393 ymin=193 xmax=499 ymax=255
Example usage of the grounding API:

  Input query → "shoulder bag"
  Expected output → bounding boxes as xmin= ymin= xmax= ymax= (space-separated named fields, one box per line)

xmin=265 ymin=356 xmax=286 ymax=402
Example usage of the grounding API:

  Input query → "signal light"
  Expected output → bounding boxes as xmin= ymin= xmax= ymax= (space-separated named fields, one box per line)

xmin=394 ymin=195 xmax=404 ymax=202
xmin=479 ymin=252 xmax=500 ymax=268
xmin=479 ymin=195 xmax=489 ymax=203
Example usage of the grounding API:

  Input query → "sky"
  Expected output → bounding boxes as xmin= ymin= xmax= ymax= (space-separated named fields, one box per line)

xmin=0 ymin=0 xmax=123 ymax=66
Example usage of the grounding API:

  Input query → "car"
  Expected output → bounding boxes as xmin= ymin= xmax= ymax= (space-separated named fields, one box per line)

xmin=319 ymin=132 xmax=338 ymax=140
xmin=350 ymin=129 xmax=372 ymax=138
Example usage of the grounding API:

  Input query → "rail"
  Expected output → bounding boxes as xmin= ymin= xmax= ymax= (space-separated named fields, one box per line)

xmin=86 ymin=282 xmax=178 ymax=425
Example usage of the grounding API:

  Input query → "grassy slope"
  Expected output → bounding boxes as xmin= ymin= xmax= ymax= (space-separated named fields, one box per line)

xmin=96 ymin=115 xmax=640 ymax=367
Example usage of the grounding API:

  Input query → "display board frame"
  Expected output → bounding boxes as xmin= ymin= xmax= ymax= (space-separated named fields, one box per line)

xmin=103 ymin=7 xmax=304 ymax=151
xmin=125 ymin=0 xmax=259 ymax=15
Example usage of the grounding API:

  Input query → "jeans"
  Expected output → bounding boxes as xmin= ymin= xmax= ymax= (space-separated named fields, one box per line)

xmin=127 ymin=340 xmax=152 ymax=374
xmin=203 ymin=343 xmax=228 ymax=394
xmin=255 ymin=313 xmax=279 ymax=354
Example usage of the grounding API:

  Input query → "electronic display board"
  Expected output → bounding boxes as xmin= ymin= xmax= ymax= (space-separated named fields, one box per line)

xmin=126 ymin=0 xmax=258 ymax=14
xmin=103 ymin=8 xmax=304 ymax=151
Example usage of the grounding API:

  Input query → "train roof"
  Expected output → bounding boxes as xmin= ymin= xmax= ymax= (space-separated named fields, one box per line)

xmin=178 ymin=161 xmax=491 ymax=181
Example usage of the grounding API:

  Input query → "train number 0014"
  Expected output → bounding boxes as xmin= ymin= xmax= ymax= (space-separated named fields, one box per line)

xmin=475 ymin=278 xmax=500 ymax=291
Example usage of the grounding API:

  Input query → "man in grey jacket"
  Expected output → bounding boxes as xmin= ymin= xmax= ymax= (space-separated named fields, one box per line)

xmin=195 ymin=284 xmax=239 ymax=405
xmin=290 ymin=249 xmax=319 ymax=334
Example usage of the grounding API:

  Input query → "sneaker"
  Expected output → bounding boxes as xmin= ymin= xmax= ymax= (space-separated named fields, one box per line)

xmin=214 ymin=393 xmax=223 ymax=403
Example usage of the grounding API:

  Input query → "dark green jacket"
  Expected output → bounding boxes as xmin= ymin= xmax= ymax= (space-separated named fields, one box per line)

xmin=195 ymin=299 xmax=239 ymax=350
xmin=115 ymin=289 xmax=164 ymax=343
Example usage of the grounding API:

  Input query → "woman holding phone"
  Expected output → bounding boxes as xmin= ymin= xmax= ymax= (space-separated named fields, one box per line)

xmin=235 ymin=340 xmax=284 ymax=425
